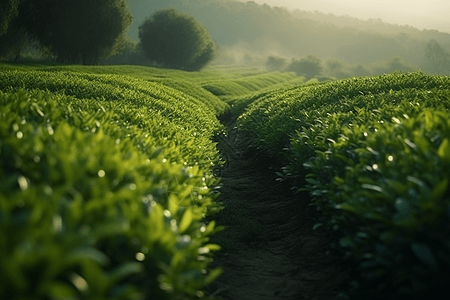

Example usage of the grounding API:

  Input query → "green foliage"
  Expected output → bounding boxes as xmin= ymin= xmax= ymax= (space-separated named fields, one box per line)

xmin=324 ymin=58 xmax=349 ymax=78
xmin=212 ymin=73 xmax=308 ymax=115
xmin=0 ymin=0 xmax=19 ymax=35
xmin=0 ymin=64 xmax=230 ymax=116
xmin=127 ymin=0 xmax=450 ymax=70
xmin=286 ymin=55 xmax=323 ymax=78
xmin=301 ymin=109 xmax=450 ymax=297
xmin=0 ymin=0 xmax=30 ymax=62
xmin=323 ymin=57 xmax=418 ymax=79
xmin=425 ymin=40 xmax=450 ymax=74
xmin=201 ymin=72 xmax=298 ymax=99
xmin=0 ymin=17 xmax=28 ymax=61
xmin=240 ymin=72 xmax=448 ymax=154
xmin=371 ymin=56 xmax=417 ymax=75
xmin=0 ymin=68 xmax=226 ymax=299
xmin=265 ymin=56 xmax=286 ymax=72
xmin=18 ymin=0 xmax=133 ymax=64
xmin=238 ymin=71 xmax=450 ymax=297
xmin=139 ymin=8 xmax=215 ymax=71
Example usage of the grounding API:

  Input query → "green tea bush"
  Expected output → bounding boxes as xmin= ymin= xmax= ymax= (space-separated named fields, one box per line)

xmin=148 ymin=77 xmax=229 ymax=116
xmin=0 ymin=69 xmax=225 ymax=299
xmin=0 ymin=64 xmax=230 ymax=116
xmin=201 ymin=72 xmax=298 ymax=98
xmin=240 ymin=72 xmax=450 ymax=155
xmin=239 ymin=71 xmax=450 ymax=297
xmin=299 ymin=109 xmax=450 ymax=297
xmin=0 ymin=71 xmax=224 ymax=141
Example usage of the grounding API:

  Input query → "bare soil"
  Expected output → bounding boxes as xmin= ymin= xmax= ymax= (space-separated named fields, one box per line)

xmin=207 ymin=113 xmax=351 ymax=300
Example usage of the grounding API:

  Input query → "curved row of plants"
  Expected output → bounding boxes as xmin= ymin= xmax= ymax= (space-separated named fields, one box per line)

xmin=0 ymin=64 xmax=230 ymax=118
xmin=201 ymin=71 xmax=301 ymax=100
xmin=238 ymin=71 xmax=450 ymax=298
xmin=0 ymin=70 xmax=228 ymax=299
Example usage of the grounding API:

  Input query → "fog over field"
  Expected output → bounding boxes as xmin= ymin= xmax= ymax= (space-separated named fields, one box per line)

xmin=3 ymin=0 xmax=449 ymax=75
xmin=240 ymin=0 xmax=450 ymax=33
xmin=123 ymin=0 xmax=450 ymax=76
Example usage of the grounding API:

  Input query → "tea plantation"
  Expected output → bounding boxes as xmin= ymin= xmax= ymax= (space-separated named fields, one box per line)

xmin=239 ymin=71 xmax=450 ymax=297
xmin=0 ymin=64 xmax=301 ymax=299
xmin=0 ymin=71 xmax=228 ymax=299
xmin=1 ymin=64 xmax=449 ymax=299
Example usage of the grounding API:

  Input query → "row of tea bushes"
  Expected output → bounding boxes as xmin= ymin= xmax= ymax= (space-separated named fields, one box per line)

xmin=0 ymin=69 xmax=227 ymax=299
xmin=238 ymin=72 xmax=450 ymax=297
xmin=0 ymin=64 xmax=230 ymax=117
xmin=201 ymin=72 xmax=298 ymax=98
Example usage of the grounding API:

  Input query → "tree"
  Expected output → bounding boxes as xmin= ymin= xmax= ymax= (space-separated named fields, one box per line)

xmin=0 ymin=0 xmax=19 ymax=35
xmin=425 ymin=40 xmax=450 ymax=74
xmin=19 ymin=0 xmax=133 ymax=64
xmin=325 ymin=58 xmax=350 ymax=78
xmin=138 ymin=8 xmax=215 ymax=71
xmin=351 ymin=63 xmax=371 ymax=77
xmin=0 ymin=18 xmax=28 ymax=61
xmin=287 ymin=55 xmax=322 ymax=78
xmin=372 ymin=56 xmax=416 ymax=74
xmin=265 ymin=56 xmax=286 ymax=72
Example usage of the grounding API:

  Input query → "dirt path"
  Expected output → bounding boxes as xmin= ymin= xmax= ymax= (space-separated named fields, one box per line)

xmin=207 ymin=113 xmax=350 ymax=300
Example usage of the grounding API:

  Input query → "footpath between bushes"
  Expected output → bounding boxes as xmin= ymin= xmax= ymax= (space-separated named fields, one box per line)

xmin=206 ymin=112 xmax=350 ymax=300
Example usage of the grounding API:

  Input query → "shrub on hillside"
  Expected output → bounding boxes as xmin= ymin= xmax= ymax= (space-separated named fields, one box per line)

xmin=371 ymin=56 xmax=417 ymax=74
xmin=138 ymin=8 xmax=215 ymax=71
xmin=101 ymin=37 xmax=151 ymax=65
xmin=265 ymin=56 xmax=286 ymax=72
xmin=287 ymin=55 xmax=322 ymax=78
xmin=424 ymin=40 xmax=450 ymax=75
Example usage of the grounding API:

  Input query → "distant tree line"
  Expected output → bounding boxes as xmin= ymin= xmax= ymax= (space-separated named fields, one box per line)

xmin=0 ymin=0 xmax=19 ymax=35
xmin=258 ymin=53 xmax=425 ymax=79
xmin=0 ymin=0 xmax=133 ymax=64
xmin=126 ymin=0 xmax=450 ymax=75
xmin=425 ymin=40 xmax=450 ymax=74
xmin=3 ymin=0 xmax=447 ymax=74
xmin=1 ymin=1 xmax=216 ymax=70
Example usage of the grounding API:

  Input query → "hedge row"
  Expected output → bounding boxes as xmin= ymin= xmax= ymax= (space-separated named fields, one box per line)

xmin=0 ymin=69 xmax=226 ymax=300
xmin=238 ymin=72 xmax=450 ymax=297
xmin=201 ymin=72 xmax=298 ymax=98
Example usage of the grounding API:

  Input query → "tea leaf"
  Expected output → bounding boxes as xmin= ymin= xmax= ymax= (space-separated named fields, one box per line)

xmin=411 ymin=243 xmax=438 ymax=270
xmin=438 ymin=138 xmax=450 ymax=162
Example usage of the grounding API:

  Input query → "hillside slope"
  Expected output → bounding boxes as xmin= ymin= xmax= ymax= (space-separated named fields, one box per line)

xmin=126 ymin=0 xmax=450 ymax=70
xmin=0 ymin=65 xmax=229 ymax=299
xmin=0 ymin=63 xmax=316 ymax=299
xmin=238 ymin=71 xmax=450 ymax=299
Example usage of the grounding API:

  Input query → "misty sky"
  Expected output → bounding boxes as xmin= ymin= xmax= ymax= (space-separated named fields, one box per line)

xmin=241 ymin=0 xmax=450 ymax=33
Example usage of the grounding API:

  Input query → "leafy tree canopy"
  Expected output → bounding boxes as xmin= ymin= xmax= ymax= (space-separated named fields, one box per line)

xmin=287 ymin=55 xmax=323 ymax=78
xmin=139 ymin=8 xmax=215 ymax=71
xmin=425 ymin=39 xmax=450 ymax=74
xmin=0 ymin=0 xmax=19 ymax=35
xmin=265 ymin=56 xmax=286 ymax=72
xmin=19 ymin=0 xmax=133 ymax=64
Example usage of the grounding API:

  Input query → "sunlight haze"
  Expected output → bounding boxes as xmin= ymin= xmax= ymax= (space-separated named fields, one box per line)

xmin=242 ymin=0 xmax=450 ymax=33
